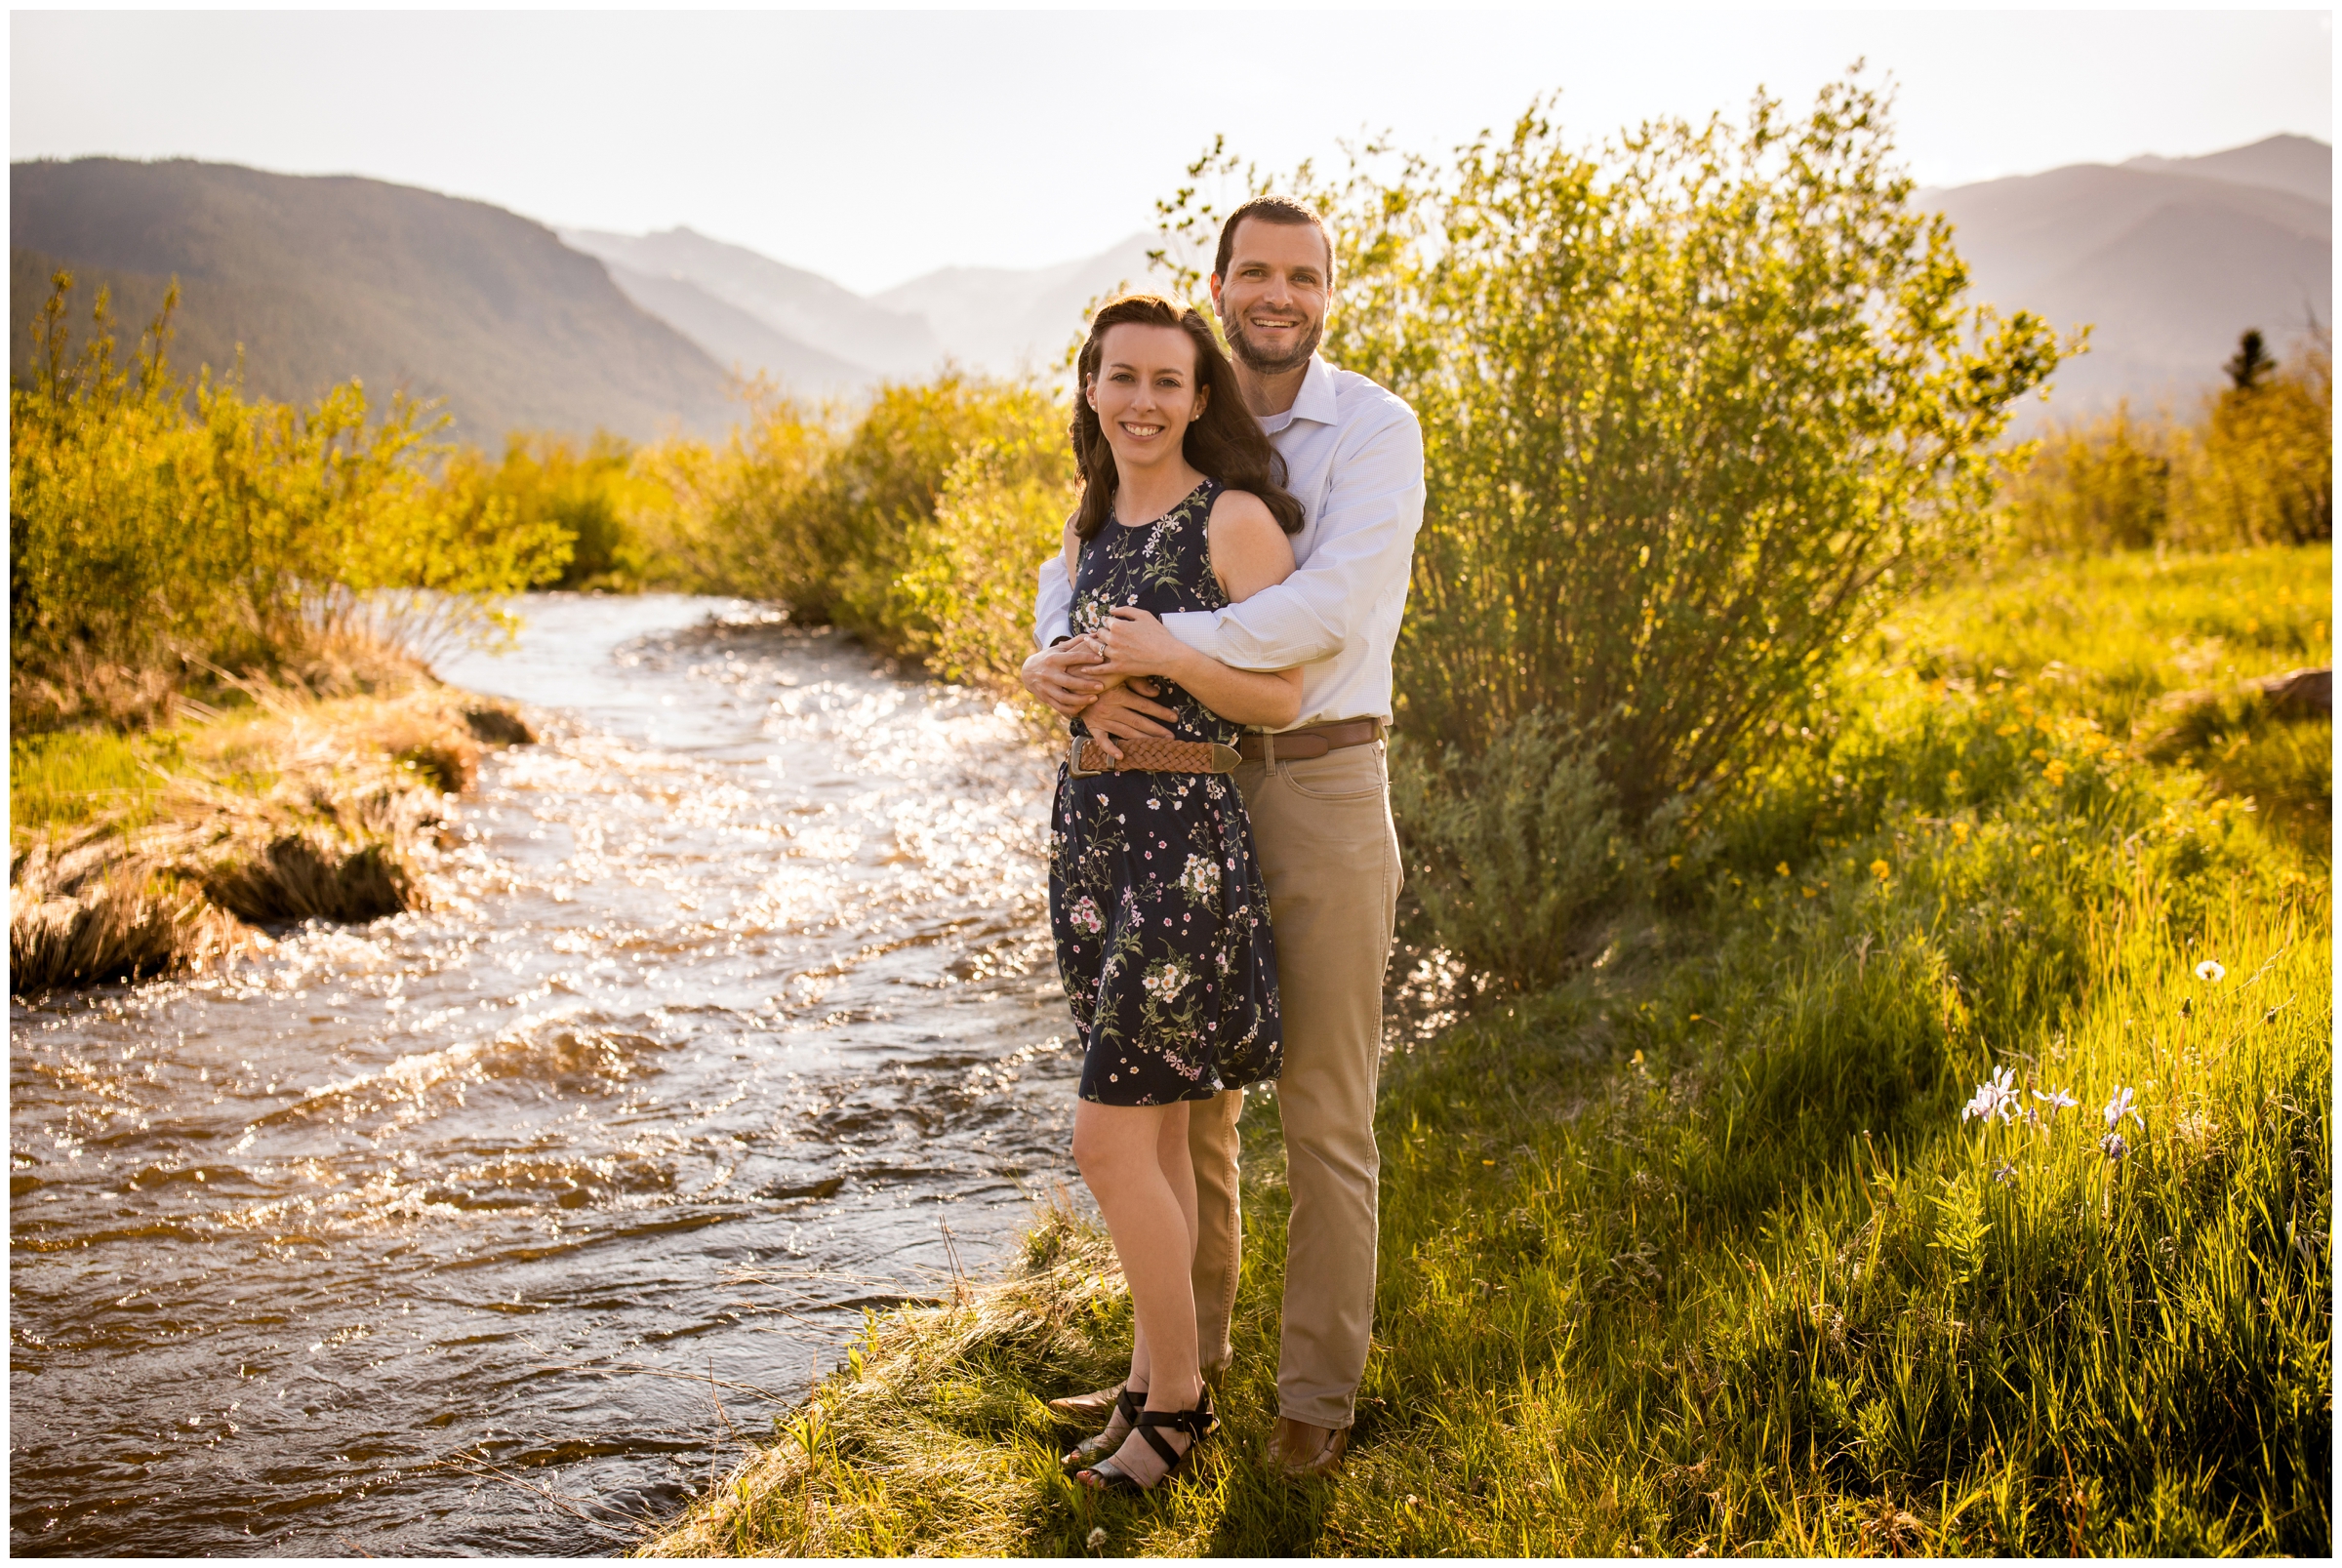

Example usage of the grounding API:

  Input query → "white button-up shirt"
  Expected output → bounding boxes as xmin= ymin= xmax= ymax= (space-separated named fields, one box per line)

xmin=1033 ymin=354 xmax=1426 ymax=731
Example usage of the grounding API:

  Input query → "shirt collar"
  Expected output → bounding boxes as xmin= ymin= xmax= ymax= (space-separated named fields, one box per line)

xmin=1256 ymin=354 xmax=1337 ymax=436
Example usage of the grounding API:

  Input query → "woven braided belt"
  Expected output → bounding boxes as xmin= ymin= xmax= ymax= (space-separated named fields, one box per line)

xmin=1068 ymin=735 xmax=1242 ymax=778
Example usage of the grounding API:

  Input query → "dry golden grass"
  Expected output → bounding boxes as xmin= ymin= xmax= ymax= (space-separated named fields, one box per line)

xmin=9 ymin=678 xmax=533 ymax=993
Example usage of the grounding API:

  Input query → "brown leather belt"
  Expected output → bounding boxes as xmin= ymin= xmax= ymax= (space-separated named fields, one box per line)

xmin=1068 ymin=735 xmax=1242 ymax=779
xmin=1235 ymin=716 xmax=1386 ymax=763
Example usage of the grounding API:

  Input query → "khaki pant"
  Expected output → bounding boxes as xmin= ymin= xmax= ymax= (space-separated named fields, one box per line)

xmin=1188 ymin=741 xmax=1400 ymax=1429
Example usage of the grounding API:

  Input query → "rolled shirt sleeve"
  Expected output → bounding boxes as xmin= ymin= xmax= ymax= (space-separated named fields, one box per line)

xmin=1033 ymin=552 xmax=1074 ymax=649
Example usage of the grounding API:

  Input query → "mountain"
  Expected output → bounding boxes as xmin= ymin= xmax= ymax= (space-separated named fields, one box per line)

xmin=2122 ymin=133 xmax=2331 ymax=204
xmin=10 ymin=157 xmax=736 ymax=442
xmin=874 ymin=232 xmax=1162 ymax=380
xmin=1923 ymin=136 xmax=2331 ymax=417
xmin=597 ymin=260 xmax=870 ymax=398
xmin=561 ymin=226 xmax=1172 ymax=387
xmin=559 ymin=226 xmax=940 ymax=382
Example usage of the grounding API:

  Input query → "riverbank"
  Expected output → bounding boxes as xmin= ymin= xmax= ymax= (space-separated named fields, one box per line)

xmin=9 ymin=670 xmax=533 ymax=993
xmin=637 ymin=546 xmax=2331 ymax=1557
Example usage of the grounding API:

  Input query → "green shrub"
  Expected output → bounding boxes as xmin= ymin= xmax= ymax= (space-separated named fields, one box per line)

xmin=1392 ymin=714 xmax=1634 ymax=991
xmin=620 ymin=376 xmax=1069 ymax=675
xmin=895 ymin=430 xmax=1081 ymax=699
xmin=1166 ymin=77 xmax=2066 ymax=826
xmin=1159 ymin=76 xmax=2066 ymax=985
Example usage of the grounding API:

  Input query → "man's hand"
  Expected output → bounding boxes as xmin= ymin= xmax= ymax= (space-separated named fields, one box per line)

xmin=1021 ymin=639 xmax=1108 ymax=718
xmin=1079 ymin=680 xmax=1176 ymax=763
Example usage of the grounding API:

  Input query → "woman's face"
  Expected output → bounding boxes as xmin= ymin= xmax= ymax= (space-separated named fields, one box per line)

xmin=1086 ymin=322 xmax=1206 ymax=471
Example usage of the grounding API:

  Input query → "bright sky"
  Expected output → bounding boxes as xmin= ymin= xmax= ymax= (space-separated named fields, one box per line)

xmin=11 ymin=7 xmax=2332 ymax=295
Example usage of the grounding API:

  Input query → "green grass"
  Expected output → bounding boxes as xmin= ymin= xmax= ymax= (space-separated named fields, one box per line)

xmin=1883 ymin=545 xmax=2330 ymax=738
xmin=9 ymin=713 xmax=294 ymax=841
xmin=10 ymin=727 xmax=185 ymax=834
xmin=639 ymin=545 xmax=2331 ymax=1557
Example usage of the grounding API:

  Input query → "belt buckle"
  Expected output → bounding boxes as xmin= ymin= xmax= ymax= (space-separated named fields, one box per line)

xmin=1069 ymin=737 xmax=1107 ymax=779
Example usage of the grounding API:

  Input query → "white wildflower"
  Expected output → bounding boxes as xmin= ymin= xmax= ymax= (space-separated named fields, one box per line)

xmin=2102 ymin=1086 xmax=2141 ymax=1131
xmin=2033 ymin=1086 xmax=2079 ymax=1114
xmin=1960 ymin=1065 xmax=2020 ymax=1125
xmin=2195 ymin=959 xmax=2226 ymax=984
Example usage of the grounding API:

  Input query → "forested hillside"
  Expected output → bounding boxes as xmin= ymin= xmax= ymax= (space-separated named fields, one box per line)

xmin=9 ymin=157 xmax=736 ymax=441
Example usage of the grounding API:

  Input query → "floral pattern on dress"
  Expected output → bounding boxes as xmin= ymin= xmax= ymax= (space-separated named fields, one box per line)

xmin=1048 ymin=479 xmax=1281 ymax=1106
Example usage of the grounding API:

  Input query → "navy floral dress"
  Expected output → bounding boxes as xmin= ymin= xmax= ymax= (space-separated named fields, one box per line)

xmin=1048 ymin=479 xmax=1282 ymax=1106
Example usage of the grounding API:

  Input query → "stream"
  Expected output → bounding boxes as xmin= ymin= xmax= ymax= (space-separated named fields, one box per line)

xmin=9 ymin=595 xmax=1079 ymax=1555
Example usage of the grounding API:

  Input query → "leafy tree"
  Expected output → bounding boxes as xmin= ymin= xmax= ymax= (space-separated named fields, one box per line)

xmin=1159 ymin=76 xmax=2068 ymax=825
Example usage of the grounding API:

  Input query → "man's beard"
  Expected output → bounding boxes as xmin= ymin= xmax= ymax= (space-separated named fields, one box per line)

xmin=1221 ymin=306 xmax=1322 ymax=376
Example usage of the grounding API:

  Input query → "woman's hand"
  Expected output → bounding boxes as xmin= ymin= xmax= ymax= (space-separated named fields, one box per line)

xmin=1087 ymin=607 xmax=1197 ymax=684
xmin=1064 ymin=632 xmax=1130 ymax=693
xmin=1021 ymin=639 xmax=1106 ymax=717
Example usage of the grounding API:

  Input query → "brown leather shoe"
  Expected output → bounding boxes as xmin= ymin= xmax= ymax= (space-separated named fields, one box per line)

xmin=1046 ymin=1383 xmax=1125 ymax=1422
xmin=1265 ymin=1415 xmax=1350 ymax=1477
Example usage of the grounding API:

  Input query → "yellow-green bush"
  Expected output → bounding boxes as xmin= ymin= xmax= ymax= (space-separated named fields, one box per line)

xmin=2175 ymin=336 xmax=2333 ymax=547
xmin=621 ymin=376 xmax=1072 ymax=678
xmin=470 ymin=432 xmax=652 ymax=589
xmin=9 ymin=274 xmax=571 ymax=730
xmin=1999 ymin=408 xmax=2172 ymax=552
xmin=2003 ymin=333 xmax=2333 ymax=554
xmin=896 ymin=432 xmax=1081 ymax=695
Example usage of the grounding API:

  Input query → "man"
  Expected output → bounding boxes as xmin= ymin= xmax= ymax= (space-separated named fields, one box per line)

xmin=1022 ymin=196 xmax=1424 ymax=1477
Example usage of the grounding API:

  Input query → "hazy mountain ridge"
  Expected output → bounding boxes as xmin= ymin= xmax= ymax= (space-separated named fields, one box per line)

xmin=2120 ymin=133 xmax=2331 ymax=203
xmin=872 ymin=232 xmax=1162 ymax=381
xmin=558 ymin=224 xmax=1163 ymax=391
xmin=12 ymin=137 xmax=2326 ymax=444
xmin=559 ymin=226 xmax=942 ymax=382
xmin=1921 ymin=134 xmax=2330 ymax=415
xmin=596 ymin=260 xmax=871 ymax=398
xmin=10 ymin=157 xmax=737 ymax=441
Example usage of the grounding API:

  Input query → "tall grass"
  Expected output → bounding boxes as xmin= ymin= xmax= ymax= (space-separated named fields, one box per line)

xmin=639 ymin=546 xmax=2329 ymax=1558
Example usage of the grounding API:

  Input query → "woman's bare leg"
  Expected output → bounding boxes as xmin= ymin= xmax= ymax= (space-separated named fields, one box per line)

xmin=1122 ymin=1105 xmax=1199 ymax=1397
xmin=1072 ymin=1098 xmax=1203 ymax=1485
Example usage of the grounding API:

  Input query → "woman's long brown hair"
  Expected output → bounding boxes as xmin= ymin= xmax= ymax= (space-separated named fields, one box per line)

xmin=1070 ymin=294 xmax=1303 ymax=542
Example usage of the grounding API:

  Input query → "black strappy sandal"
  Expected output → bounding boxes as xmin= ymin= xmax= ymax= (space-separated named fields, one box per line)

xmin=1062 ymin=1385 xmax=1143 ymax=1469
xmin=1076 ymin=1388 xmax=1218 ymax=1493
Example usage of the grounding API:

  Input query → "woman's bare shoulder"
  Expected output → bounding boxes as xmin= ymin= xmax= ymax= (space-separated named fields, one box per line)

xmin=1206 ymin=486 xmax=1282 ymax=540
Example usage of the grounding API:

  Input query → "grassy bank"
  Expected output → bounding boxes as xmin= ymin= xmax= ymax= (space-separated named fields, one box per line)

xmin=9 ymin=666 xmax=532 ymax=993
xmin=638 ymin=545 xmax=2329 ymax=1557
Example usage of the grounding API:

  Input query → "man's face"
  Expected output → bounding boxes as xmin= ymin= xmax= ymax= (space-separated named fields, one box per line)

xmin=1210 ymin=218 xmax=1330 ymax=377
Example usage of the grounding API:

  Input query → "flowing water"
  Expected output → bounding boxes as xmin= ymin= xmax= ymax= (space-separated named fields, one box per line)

xmin=9 ymin=596 xmax=1081 ymax=1556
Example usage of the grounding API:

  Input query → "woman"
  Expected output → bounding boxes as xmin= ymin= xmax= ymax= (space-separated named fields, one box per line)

xmin=1046 ymin=294 xmax=1303 ymax=1492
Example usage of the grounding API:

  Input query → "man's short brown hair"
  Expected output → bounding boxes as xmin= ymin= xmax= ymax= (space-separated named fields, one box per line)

xmin=1213 ymin=196 xmax=1334 ymax=288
